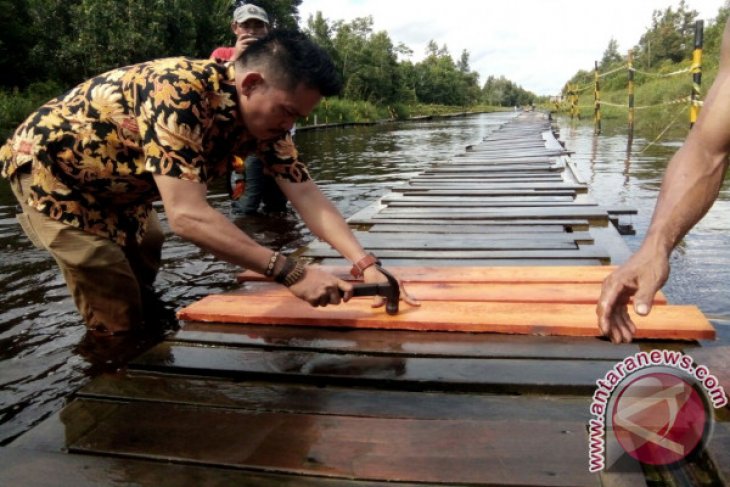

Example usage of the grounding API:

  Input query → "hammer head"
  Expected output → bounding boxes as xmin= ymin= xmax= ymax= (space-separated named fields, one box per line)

xmin=375 ymin=266 xmax=400 ymax=315
xmin=346 ymin=265 xmax=400 ymax=315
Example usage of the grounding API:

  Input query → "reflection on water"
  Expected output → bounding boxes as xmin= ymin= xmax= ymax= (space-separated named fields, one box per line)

xmin=1 ymin=112 xmax=729 ymax=445
xmin=559 ymin=117 xmax=730 ymax=320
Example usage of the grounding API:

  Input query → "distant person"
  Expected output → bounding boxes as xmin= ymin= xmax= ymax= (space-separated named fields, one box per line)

xmin=1 ymin=30 xmax=417 ymax=337
xmin=597 ymin=18 xmax=730 ymax=343
xmin=211 ymin=3 xmax=289 ymax=216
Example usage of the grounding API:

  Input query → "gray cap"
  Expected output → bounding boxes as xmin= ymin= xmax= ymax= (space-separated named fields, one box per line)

xmin=233 ymin=4 xmax=270 ymax=24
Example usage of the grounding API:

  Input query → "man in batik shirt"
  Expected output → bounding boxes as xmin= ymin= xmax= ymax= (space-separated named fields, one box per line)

xmin=1 ymin=30 xmax=416 ymax=336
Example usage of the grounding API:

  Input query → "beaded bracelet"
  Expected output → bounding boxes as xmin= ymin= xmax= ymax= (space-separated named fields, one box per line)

xmin=265 ymin=251 xmax=280 ymax=277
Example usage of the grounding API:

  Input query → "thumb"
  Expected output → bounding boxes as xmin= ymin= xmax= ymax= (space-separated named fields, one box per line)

xmin=633 ymin=291 xmax=655 ymax=316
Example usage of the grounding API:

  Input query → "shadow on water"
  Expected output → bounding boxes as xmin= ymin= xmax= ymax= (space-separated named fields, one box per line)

xmin=2 ymin=111 xmax=730 ymax=445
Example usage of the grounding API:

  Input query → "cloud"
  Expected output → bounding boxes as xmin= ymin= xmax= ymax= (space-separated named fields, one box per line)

xmin=299 ymin=0 xmax=726 ymax=95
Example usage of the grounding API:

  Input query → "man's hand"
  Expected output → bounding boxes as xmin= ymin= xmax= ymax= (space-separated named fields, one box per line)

xmin=596 ymin=248 xmax=670 ymax=343
xmin=233 ymin=34 xmax=258 ymax=60
xmin=287 ymin=264 xmax=353 ymax=307
xmin=362 ymin=266 xmax=421 ymax=310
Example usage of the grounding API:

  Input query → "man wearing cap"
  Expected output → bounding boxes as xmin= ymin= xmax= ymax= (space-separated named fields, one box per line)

xmin=1 ymin=30 xmax=417 ymax=337
xmin=212 ymin=3 xmax=289 ymax=215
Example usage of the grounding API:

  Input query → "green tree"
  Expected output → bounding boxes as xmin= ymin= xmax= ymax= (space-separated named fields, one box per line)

xmin=600 ymin=38 xmax=624 ymax=70
xmin=636 ymin=0 xmax=699 ymax=67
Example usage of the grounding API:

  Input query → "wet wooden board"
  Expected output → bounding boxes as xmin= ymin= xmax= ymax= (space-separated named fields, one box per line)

xmin=373 ymin=207 xmax=608 ymax=220
xmin=367 ymin=223 xmax=581 ymax=233
xmin=384 ymin=200 xmax=596 ymax=208
xmin=61 ymin=399 xmax=598 ymax=486
xmin=381 ymin=194 xmax=575 ymax=203
xmin=0 ymin=447 xmax=408 ymax=487
xmin=226 ymin=280 xmax=666 ymax=305
xmin=130 ymin=343 xmax=616 ymax=393
xmin=175 ymin=323 xmax=641 ymax=359
xmin=317 ymin=257 xmax=607 ymax=267
xmin=300 ymin=246 xmax=610 ymax=261
xmin=401 ymin=182 xmax=586 ymax=190
xmin=177 ymin=295 xmax=714 ymax=340
xmin=81 ymin=372 xmax=596 ymax=418
xmin=305 ymin=236 xmax=585 ymax=251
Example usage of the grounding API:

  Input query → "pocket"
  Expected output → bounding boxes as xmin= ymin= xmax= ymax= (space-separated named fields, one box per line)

xmin=16 ymin=212 xmax=45 ymax=249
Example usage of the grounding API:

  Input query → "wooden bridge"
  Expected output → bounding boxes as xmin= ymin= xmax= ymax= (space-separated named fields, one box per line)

xmin=2 ymin=112 xmax=728 ymax=486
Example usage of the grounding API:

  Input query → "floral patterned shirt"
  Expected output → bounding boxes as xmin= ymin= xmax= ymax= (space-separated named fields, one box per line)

xmin=0 ymin=57 xmax=310 ymax=245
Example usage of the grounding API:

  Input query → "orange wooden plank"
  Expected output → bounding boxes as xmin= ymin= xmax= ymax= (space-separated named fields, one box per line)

xmin=237 ymin=265 xmax=619 ymax=283
xmin=231 ymin=281 xmax=668 ymax=305
xmin=177 ymin=295 xmax=714 ymax=340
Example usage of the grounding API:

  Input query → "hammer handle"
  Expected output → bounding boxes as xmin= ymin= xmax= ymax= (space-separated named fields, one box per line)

xmin=344 ymin=283 xmax=386 ymax=297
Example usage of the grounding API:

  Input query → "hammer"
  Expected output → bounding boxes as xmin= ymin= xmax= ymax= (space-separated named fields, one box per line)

xmin=342 ymin=265 xmax=400 ymax=315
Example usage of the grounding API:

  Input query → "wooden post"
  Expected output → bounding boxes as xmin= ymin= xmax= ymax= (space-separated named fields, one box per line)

xmin=594 ymin=61 xmax=601 ymax=135
xmin=627 ymin=50 xmax=635 ymax=135
xmin=690 ymin=20 xmax=704 ymax=128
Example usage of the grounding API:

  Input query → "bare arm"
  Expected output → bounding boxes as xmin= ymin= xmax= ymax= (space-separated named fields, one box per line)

xmin=279 ymin=178 xmax=419 ymax=306
xmin=153 ymin=174 xmax=352 ymax=306
xmin=597 ymin=20 xmax=730 ymax=343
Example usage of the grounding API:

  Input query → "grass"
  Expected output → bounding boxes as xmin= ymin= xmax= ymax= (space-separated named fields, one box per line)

xmin=552 ymin=61 xmax=719 ymax=141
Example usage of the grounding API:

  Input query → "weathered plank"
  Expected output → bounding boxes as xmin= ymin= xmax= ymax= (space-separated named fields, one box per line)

xmin=366 ymin=223 xmax=580 ymax=233
xmin=66 ymin=399 xmax=600 ymax=486
xmin=0 ymin=447 xmax=407 ymax=487
xmin=175 ymin=322 xmax=642 ymax=360
xmin=176 ymin=295 xmax=714 ymax=340
xmin=130 ymin=342 xmax=615 ymax=393
xmin=300 ymin=246 xmax=610 ymax=261
xmin=80 ymin=373 xmax=596 ymax=419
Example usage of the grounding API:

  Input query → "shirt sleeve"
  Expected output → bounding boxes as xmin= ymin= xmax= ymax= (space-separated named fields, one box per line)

xmin=138 ymin=64 xmax=212 ymax=184
xmin=257 ymin=133 xmax=311 ymax=183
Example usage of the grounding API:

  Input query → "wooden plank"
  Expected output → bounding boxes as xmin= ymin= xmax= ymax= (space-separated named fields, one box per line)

xmin=384 ymin=200 xmax=596 ymax=208
xmin=316 ymin=258 xmax=606 ymax=267
xmin=81 ymin=373 xmax=596 ymax=419
xmin=225 ymin=280 xmax=666 ymax=305
xmin=0 ymin=447 xmax=402 ymax=487
xmin=381 ymin=195 xmax=575 ymax=203
xmin=373 ymin=207 xmax=608 ymax=220
xmin=305 ymin=237 xmax=583 ymax=252
xmin=300 ymin=246 xmax=610 ymax=261
xmin=239 ymin=265 xmax=621 ymax=283
xmin=402 ymin=182 xmax=585 ymax=190
xmin=130 ymin=343 xmax=616 ymax=393
xmin=176 ymin=295 xmax=715 ymax=340
xmin=175 ymin=322 xmax=642 ymax=360
xmin=367 ymin=223 xmax=579 ymax=233
xmin=315 ymin=230 xmax=594 ymax=246
xmin=66 ymin=400 xmax=600 ymax=486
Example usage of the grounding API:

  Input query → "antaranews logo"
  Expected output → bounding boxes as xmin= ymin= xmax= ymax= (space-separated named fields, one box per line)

xmin=588 ymin=349 xmax=727 ymax=472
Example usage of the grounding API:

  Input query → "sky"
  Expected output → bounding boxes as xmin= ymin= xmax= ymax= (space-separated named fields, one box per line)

xmin=297 ymin=0 xmax=727 ymax=96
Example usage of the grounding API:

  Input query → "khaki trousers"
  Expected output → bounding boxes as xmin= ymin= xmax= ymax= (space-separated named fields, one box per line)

xmin=10 ymin=171 xmax=164 ymax=335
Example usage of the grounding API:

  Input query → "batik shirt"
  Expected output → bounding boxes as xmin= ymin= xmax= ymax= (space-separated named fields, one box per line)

xmin=0 ymin=57 xmax=310 ymax=245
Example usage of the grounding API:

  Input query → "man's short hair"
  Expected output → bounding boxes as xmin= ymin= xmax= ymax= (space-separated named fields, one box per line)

xmin=236 ymin=30 xmax=342 ymax=97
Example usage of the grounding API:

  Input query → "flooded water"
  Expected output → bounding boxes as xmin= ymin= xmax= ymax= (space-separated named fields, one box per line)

xmin=0 ymin=111 xmax=728 ymax=445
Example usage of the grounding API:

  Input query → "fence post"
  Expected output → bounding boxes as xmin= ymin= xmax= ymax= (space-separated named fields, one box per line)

xmin=690 ymin=19 xmax=704 ymax=128
xmin=627 ymin=49 xmax=635 ymax=136
xmin=594 ymin=60 xmax=601 ymax=135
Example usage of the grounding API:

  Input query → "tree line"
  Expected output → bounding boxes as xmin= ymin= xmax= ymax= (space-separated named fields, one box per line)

xmin=0 ymin=0 xmax=536 ymax=111
xmin=563 ymin=0 xmax=729 ymax=94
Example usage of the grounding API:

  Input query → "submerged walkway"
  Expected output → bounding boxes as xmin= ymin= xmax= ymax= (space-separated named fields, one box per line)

xmin=2 ymin=113 xmax=728 ymax=486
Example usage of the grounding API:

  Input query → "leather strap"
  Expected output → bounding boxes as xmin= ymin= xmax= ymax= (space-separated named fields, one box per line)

xmin=350 ymin=253 xmax=381 ymax=278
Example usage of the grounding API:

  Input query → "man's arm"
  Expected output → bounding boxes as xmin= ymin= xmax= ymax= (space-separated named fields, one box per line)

xmin=597 ymin=20 xmax=730 ymax=343
xmin=153 ymin=174 xmax=352 ymax=306
xmin=278 ymin=178 xmax=419 ymax=307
